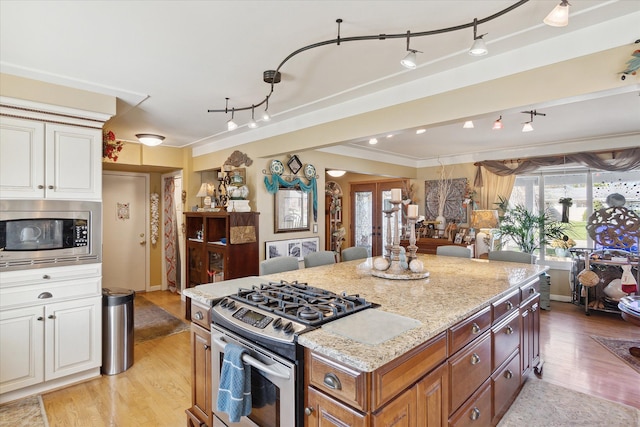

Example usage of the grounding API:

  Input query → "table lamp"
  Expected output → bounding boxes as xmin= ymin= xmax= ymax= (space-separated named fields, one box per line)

xmin=471 ymin=210 xmax=500 ymax=257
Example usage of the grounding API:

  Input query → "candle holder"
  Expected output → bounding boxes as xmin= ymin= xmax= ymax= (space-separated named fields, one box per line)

xmin=372 ymin=201 xmax=429 ymax=280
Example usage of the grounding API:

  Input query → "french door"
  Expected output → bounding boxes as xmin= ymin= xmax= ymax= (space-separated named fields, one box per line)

xmin=351 ymin=180 xmax=406 ymax=257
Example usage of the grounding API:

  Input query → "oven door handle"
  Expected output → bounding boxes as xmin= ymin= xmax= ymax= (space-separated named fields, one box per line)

xmin=213 ymin=337 xmax=291 ymax=380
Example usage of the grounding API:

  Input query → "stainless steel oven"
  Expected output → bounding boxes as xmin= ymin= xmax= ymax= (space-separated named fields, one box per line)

xmin=0 ymin=200 xmax=101 ymax=270
xmin=211 ymin=324 xmax=297 ymax=427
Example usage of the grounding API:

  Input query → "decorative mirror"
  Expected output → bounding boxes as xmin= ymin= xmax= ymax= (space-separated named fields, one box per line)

xmin=275 ymin=187 xmax=310 ymax=232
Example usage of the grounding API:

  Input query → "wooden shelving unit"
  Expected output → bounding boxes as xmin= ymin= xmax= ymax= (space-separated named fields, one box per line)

xmin=184 ymin=211 xmax=259 ymax=319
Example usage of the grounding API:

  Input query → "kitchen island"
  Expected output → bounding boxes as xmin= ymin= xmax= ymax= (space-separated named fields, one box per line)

xmin=185 ymin=254 xmax=547 ymax=426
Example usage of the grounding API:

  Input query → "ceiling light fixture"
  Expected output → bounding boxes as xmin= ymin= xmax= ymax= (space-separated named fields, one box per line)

xmin=463 ymin=120 xmax=475 ymax=129
xmin=416 ymin=129 xmax=426 ymax=135
xmin=207 ymin=1 xmax=533 ymax=124
xmin=492 ymin=115 xmax=503 ymax=130
xmin=521 ymin=109 xmax=546 ymax=132
xmin=227 ymin=110 xmax=238 ymax=131
xmin=248 ymin=105 xmax=258 ymax=129
xmin=327 ymin=170 xmax=347 ymax=177
xmin=468 ymin=18 xmax=488 ymax=56
xmin=544 ymin=0 xmax=570 ymax=27
xmin=369 ymin=138 xmax=378 ymax=144
xmin=400 ymin=31 xmax=421 ymax=69
xmin=262 ymin=97 xmax=271 ymax=122
xmin=135 ymin=133 xmax=165 ymax=146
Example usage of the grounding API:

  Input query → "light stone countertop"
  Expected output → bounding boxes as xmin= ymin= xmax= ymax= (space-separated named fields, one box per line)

xmin=185 ymin=254 xmax=547 ymax=373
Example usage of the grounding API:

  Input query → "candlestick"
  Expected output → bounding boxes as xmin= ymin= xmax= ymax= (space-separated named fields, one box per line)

xmin=383 ymin=208 xmax=393 ymax=260
xmin=407 ymin=215 xmax=418 ymax=263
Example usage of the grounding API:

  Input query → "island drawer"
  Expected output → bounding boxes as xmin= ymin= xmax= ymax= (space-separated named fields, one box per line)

xmin=449 ymin=331 xmax=492 ymax=415
xmin=520 ymin=278 xmax=540 ymax=303
xmin=492 ymin=311 xmax=520 ymax=370
xmin=448 ymin=306 xmax=491 ymax=355
xmin=190 ymin=300 xmax=211 ymax=330
xmin=492 ymin=351 xmax=521 ymax=425
xmin=492 ymin=289 xmax=519 ymax=324
xmin=448 ymin=379 xmax=492 ymax=427
xmin=306 ymin=348 xmax=368 ymax=411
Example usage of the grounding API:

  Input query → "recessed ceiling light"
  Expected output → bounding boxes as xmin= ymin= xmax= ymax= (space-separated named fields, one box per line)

xmin=416 ymin=129 xmax=426 ymax=135
xmin=386 ymin=134 xmax=394 ymax=138
xmin=369 ymin=138 xmax=378 ymax=145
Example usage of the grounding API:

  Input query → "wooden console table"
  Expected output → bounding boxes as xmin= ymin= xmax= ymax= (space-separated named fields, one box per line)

xmin=400 ymin=237 xmax=475 ymax=257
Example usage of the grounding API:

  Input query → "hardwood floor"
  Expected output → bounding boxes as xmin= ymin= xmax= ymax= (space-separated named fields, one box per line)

xmin=40 ymin=293 xmax=640 ymax=426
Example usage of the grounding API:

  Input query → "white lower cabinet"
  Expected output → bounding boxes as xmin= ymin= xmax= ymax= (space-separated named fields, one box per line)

xmin=0 ymin=265 xmax=102 ymax=400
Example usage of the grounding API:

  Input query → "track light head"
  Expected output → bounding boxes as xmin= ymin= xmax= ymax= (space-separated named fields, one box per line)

xmin=469 ymin=18 xmax=488 ymax=56
xmin=227 ymin=108 xmax=238 ymax=131
xmin=401 ymin=50 xmax=418 ymax=69
xmin=544 ymin=1 xmax=570 ymax=27
xmin=248 ymin=105 xmax=259 ymax=129
xmin=492 ymin=116 xmax=503 ymax=130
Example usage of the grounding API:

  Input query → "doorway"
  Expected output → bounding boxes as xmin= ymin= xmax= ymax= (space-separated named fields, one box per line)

xmin=351 ymin=180 xmax=406 ymax=257
xmin=102 ymin=172 xmax=149 ymax=292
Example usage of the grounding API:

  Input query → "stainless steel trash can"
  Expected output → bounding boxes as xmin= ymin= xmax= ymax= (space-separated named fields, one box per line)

xmin=102 ymin=287 xmax=135 ymax=375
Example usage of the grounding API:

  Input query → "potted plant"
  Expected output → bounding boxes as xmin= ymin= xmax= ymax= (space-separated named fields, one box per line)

xmin=494 ymin=196 xmax=569 ymax=254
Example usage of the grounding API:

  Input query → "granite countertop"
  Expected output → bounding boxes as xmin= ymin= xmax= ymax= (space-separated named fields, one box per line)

xmin=185 ymin=254 xmax=547 ymax=373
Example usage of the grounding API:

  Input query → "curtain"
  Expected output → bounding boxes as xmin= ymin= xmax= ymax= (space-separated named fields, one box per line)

xmin=164 ymin=177 xmax=177 ymax=293
xmin=474 ymin=148 xmax=640 ymax=208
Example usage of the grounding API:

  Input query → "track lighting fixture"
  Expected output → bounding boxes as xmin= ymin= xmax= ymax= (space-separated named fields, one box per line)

xmin=544 ymin=1 xmax=570 ymax=27
xmin=492 ymin=116 xmax=503 ymax=130
xmin=463 ymin=120 xmax=474 ymax=129
xmin=208 ymin=1 xmax=547 ymax=130
xmin=468 ymin=19 xmax=488 ymax=56
xmin=521 ymin=110 xmax=546 ymax=132
xmin=400 ymin=31 xmax=421 ymax=69
xmin=248 ymin=105 xmax=258 ymax=129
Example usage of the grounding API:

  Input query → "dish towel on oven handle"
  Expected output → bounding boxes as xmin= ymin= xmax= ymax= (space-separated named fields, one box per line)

xmin=216 ymin=343 xmax=252 ymax=422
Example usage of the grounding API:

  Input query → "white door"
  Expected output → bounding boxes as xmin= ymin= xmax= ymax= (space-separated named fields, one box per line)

xmin=103 ymin=172 xmax=148 ymax=292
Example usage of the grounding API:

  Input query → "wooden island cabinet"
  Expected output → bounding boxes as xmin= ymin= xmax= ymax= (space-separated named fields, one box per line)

xmin=303 ymin=275 xmax=541 ymax=427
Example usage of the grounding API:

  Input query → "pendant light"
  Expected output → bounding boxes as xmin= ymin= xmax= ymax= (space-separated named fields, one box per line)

xmin=248 ymin=105 xmax=258 ymax=129
xmin=262 ymin=97 xmax=271 ymax=122
xmin=227 ymin=109 xmax=238 ymax=131
xmin=492 ymin=116 xmax=503 ymax=130
xmin=400 ymin=31 xmax=421 ymax=69
xmin=463 ymin=120 xmax=474 ymax=129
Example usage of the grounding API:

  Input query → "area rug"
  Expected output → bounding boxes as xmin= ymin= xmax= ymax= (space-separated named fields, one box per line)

xmin=498 ymin=378 xmax=640 ymax=427
xmin=134 ymin=294 xmax=189 ymax=343
xmin=591 ymin=335 xmax=640 ymax=375
xmin=0 ymin=395 xmax=48 ymax=427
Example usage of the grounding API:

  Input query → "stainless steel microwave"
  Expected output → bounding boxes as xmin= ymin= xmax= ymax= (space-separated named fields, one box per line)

xmin=0 ymin=200 xmax=101 ymax=270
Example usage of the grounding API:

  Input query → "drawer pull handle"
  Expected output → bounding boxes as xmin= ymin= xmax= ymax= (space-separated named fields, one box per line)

xmin=470 ymin=353 xmax=481 ymax=365
xmin=529 ymin=287 xmax=535 ymax=294
xmin=470 ymin=408 xmax=481 ymax=421
xmin=471 ymin=322 xmax=480 ymax=334
xmin=304 ymin=407 xmax=314 ymax=416
xmin=48 ymin=315 xmax=56 ymax=320
xmin=504 ymin=369 xmax=513 ymax=379
xmin=506 ymin=301 xmax=513 ymax=310
xmin=194 ymin=311 xmax=204 ymax=321
xmin=505 ymin=325 xmax=514 ymax=335
xmin=38 ymin=292 xmax=53 ymax=299
xmin=203 ymin=344 xmax=210 ymax=350
xmin=323 ymin=373 xmax=342 ymax=390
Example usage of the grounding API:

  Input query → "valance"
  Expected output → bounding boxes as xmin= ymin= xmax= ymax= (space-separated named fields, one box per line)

xmin=474 ymin=147 xmax=640 ymax=187
xmin=264 ymin=174 xmax=318 ymax=221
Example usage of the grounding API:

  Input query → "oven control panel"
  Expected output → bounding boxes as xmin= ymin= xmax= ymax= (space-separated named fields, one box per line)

xmin=213 ymin=298 xmax=308 ymax=343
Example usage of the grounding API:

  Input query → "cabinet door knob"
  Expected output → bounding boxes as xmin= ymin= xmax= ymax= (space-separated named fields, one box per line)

xmin=506 ymin=301 xmax=513 ymax=310
xmin=48 ymin=185 xmax=54 ymax=190
xmin=194 ymin=311 xmax=204 ymax=321
xmin=42 ymin=275 xmax=51 ymax=280
xmin=529 ymin=287 xmax=535 ymax=294
xmin=505 ymin=325 xmax=514 ymax=335
xmin=38 ymin=292 xmax=53 ymax=299
xmin=470 ymin=353 xmax=481 ymax=365
xmin=203 ymin=344 xmax=210 ymax=350
xmin=304 ymin=407 xmax=314 ymax=416
xmin=471 ymin=322 xmax=480 ymax=334
xmin=470 ymin=407 xmax=481 ymax=421
xmin=504 ymin=369 xmax=513 ymax=379
xmin=48 ymin=314 xmax=56 ymax=320
xmin=37 ymin=316 xmax=44 ymax=321
xmin=38 ymin=185 xmax=44 ymax=189
xmin=323 ymin=372 xmax=342 ymax=390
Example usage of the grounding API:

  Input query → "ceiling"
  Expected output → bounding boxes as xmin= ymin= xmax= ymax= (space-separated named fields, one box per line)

xmin=1 ymin=1 xmax=639 ymax=167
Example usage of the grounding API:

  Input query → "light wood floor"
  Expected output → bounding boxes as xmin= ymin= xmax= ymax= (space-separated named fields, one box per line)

xmin=41 ymin=293 xmax=640 ymax=426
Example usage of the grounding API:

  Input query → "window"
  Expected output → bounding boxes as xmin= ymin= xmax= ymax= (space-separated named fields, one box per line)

xmin=507 ymin=169 xmax=640 ymax=259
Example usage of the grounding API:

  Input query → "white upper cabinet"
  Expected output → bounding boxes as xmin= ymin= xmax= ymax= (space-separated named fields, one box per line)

xmin=0 ymin=117 xmax=102 ymax=200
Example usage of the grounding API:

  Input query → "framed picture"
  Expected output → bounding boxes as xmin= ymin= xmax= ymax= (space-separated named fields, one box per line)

xmin=287 ymin=155 xmax=302 ymax=174
xmin=266 ymin=237 xmax=320 ymax=261
xmin=424 ymin=178 xmax=468 ymax=224
xmin=454 ymin=232 xmax=464 ymax=244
